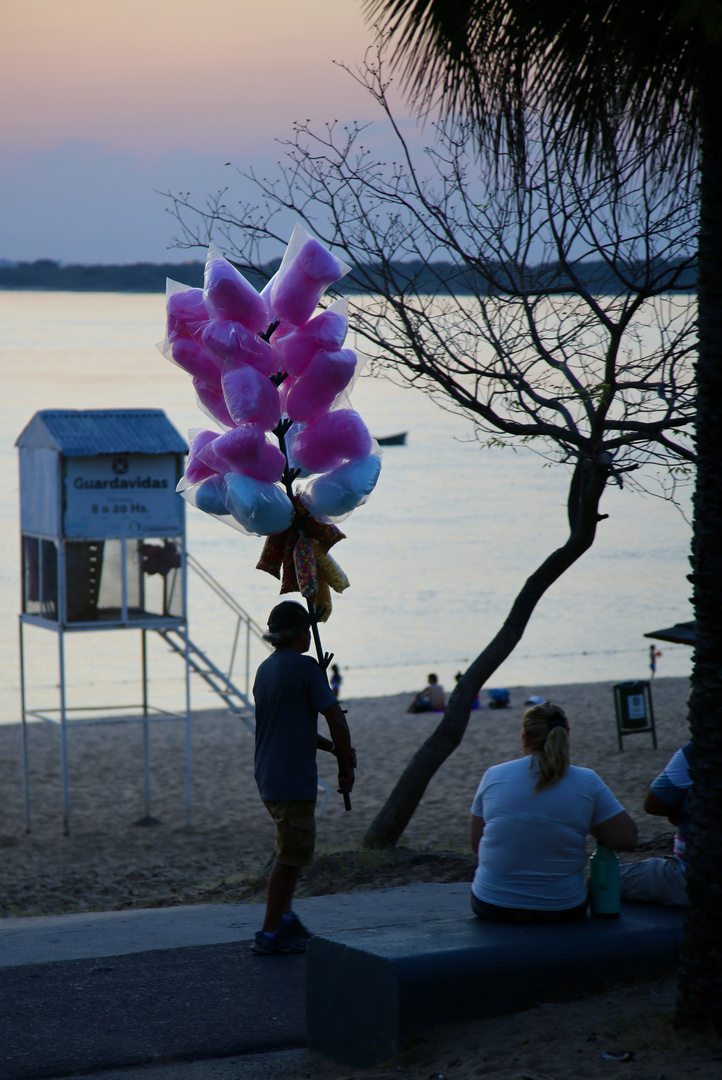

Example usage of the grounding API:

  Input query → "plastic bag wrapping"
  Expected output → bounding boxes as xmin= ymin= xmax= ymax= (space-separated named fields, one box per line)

xmin=290 ymin=409 xmax=373 ymax=473
xmin=201 ymin=319 xmax=276 ymax=375
xmin=203 ymin=243 xmax=270 ymax=335
xmin=269 ymin=224 xmax=351 ymax=326
xmin=225 ymin=473 xmax=295 ymax=535
xmin=303 ymin=453 xmax=382 ymax=521
xmin=185 ymin=428 xmax=222 ymax=483
xmin=184 ymin=425 xmax=284 ymax=490
xmin=178 ymin=471 xmax=294 ymax=537
xmin=272 ymin=298 xmax=349 ymax=377
xmin=157 ymin=335 xmax=222 ymax=386
xmin=165 ymin=281 xmax=210 ymax=342
xmin=193 ymin=378 xmax=234 ymax=429
xmin=221 ymin=364 xmax=281 ymax=430
xmin=281 ymin=347 xmax=357 ymax=422
xmin=280 ymin=345 xmax=367 ymax=425
xmin=313 ymin=541 xmax=350 ymax=592
xmin=208 ymin=426 xmax=284 ymax=483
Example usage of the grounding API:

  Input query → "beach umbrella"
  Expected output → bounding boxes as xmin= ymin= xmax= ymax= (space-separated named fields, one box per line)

xmin=644 ymin=622 xmax=696 ymax=646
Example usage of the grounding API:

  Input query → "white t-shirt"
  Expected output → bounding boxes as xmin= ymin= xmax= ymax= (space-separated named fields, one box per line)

xmin=470 ymin=756 xmax=623 ymax=910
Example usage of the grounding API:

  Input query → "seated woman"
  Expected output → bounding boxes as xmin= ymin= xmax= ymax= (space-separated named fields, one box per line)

xmin=469 ymin=701 xmax=637 ymax=923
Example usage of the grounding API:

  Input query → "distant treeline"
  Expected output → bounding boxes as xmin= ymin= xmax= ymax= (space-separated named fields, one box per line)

xmin=0 ymin=257 xmax=696 ymax=295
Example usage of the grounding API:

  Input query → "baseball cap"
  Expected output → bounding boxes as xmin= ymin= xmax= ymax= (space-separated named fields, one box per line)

xmin=267 ymin=601 xmax=312 ymax=633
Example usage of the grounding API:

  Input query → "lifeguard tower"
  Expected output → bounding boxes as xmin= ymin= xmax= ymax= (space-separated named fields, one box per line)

xmin=17 ymin=408 xmax=191 ymax=832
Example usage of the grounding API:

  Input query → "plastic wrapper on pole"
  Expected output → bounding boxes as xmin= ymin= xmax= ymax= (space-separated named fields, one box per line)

xmin=222 ymin=365 xmax=281 ymax=431
xmin=166 ymin=286 xmax=209 ymax=341
xmin=202 ymin=319 xmax=276 ymax=375
xmin=269 ymin=225 xmax=351 ymax=326
xmin=204 ymin=245 xmax=270 ymax=334
xmin=193 ymin=378 xmax=234 ymax=429
xmin=224 ymin=473 xmax=295 ymax=535
xmin=304 ymin=454 xmax=382 ymax=520
xmin=291 ymin=409 xmax=373 ymax=474
xmin=273 ymin=300 xmax=349 ymax=376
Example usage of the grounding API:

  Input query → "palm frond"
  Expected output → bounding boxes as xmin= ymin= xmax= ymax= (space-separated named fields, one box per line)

xmin=363 ymin=0 xmax=708 ymax=172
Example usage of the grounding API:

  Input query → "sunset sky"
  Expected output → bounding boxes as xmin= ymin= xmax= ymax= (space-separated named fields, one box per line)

xmin=1 ymin=1 xmax=400 ymax=262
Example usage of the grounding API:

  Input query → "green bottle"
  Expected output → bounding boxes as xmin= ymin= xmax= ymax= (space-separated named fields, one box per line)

xmin=589 ymin=842 xmax=620 ymax=916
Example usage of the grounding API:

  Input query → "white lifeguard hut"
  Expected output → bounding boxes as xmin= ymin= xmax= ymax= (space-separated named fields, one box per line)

xmin=17 ymin=408 xmax=191 ymax=832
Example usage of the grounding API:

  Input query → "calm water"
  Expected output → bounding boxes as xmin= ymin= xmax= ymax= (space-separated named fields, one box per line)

xmin=0 ymin=291 xmax=693 ymax=723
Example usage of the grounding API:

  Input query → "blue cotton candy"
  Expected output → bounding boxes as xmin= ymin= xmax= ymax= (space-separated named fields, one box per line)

xmin=306 ymin=454 xmax=381 ymax=519
xmin=194 ymin=475 xmax=228 ymax=517
xmin=225 ymin=473 xmax=294 ymax=535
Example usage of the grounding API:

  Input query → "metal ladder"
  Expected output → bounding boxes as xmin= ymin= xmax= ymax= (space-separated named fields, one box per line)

xmin=156 ymin=626 xmax=258 ymax=734
xmin=155 ymin=553 xmax=270 ymax=731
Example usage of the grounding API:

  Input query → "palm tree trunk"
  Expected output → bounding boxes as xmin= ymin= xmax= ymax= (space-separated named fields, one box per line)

xmin=363 ymin=457 xmax=609 ymax=849
xmin=675 ymin=45 xmax=722 ymax=1033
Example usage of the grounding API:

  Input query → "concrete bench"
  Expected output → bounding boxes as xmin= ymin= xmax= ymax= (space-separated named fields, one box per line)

xmin=306 ymin=902 xmax=686 ymax=1067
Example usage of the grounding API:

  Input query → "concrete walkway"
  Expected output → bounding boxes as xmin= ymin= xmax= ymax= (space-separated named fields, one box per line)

xmin=0 ymin=884 xmax=471 ymax=1080
xmin=0 ymin=886 xmax=685 ymax=1080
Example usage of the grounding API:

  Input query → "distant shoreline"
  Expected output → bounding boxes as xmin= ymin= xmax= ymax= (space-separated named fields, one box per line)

xmin=0 ymin=258 xmax=697 ymax=295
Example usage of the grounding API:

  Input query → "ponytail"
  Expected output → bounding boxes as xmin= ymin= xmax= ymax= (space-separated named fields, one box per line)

xmin=521 ymin=702 xmax=570 ymax=792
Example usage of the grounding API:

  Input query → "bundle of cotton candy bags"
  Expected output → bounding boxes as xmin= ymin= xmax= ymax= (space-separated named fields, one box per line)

xmin=160 ymin=225 xmax=382 ymax=536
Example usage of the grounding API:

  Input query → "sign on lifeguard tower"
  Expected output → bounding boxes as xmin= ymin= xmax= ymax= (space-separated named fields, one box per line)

xmin=64 ymin=453 xmax=180 ymax=537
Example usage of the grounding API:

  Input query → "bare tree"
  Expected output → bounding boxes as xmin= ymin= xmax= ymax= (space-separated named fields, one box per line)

xmin=167 ymin=58 xmax=696 ymax=849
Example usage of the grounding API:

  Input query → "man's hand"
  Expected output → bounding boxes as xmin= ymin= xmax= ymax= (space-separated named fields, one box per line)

xmin=337 ymin=766 xmax=355 ymax=795
xmin=331 ymin=744 xmax=357 ymax=768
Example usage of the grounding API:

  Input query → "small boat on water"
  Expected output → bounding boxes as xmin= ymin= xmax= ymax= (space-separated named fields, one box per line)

xmin=376 ymin=431 xmax=408 ymax=446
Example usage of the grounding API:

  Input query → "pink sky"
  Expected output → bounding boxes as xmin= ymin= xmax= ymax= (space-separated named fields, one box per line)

xmin=1 ymin=1 xmax=409 ymax=260
xmin=3 ymin=0 xmax=376 ymax=155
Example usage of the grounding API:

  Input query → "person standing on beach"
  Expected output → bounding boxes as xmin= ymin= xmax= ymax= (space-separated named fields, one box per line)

xmin=649 ymin=644 xmax=662 ymax=677
xmin=251 ymin=601 xmax=356 ymax=955
xmin=330 ymin=663 xmax=343 ymax=698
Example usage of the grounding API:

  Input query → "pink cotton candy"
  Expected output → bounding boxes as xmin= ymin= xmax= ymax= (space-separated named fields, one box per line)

xmin=185 ymin=429 xmax=221 ymax=483
xmin=222 ymin=365 xmax=281 ymax=431
xmin=193 ymin=377 xmax=234 ymax=429
xmin=291 ymin=409 xmax=372 ymax=473
xmin=274 ymin=309 xmax=349 ymax=377
xmin=202 ymin=320 xmax=275 ymax=376
xmin=283 ymin=348 xmax=357 ymax=422
xmin=166 ymin=288 xmax=209 ymax=341
xmin=204 ymin=259 xmax=269 ymax=335
xmin=235 ymin=440 xmax=285 ymax=483
xmin=271 ymin=239 xmax=344 ymax=326
xmin=204 ymin=424 xmax=265 ymax=472
xmin=170 ymin=337 xmax=222 ymax=385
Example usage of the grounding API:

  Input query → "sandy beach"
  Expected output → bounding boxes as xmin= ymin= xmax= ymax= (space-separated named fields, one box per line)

xmin=2 ymin=675 xmax=718 ymax=1077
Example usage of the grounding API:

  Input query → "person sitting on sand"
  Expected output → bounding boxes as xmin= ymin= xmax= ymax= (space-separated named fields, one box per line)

xmin=251 ymin=601 xmax=356 ymax=955
xmin=619 ymin=742 xmax=691 ymax=908
xmin=469 ymin=701 xmax=637 ymax=923
xmin=407 ymin=673 xmax=446 ymax=714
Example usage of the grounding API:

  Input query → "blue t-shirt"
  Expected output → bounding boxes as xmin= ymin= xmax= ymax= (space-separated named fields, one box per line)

xmin=650 ymin=742 xmax=692 ymax=862
xmin=470 ymin=757 xmax=623 ymax=910
xmin=253 ymin=648 xmax=337 ymax=802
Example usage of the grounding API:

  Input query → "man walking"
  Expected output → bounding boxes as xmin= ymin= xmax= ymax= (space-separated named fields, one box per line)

xmin=251 ymin=601 xmax=355 ymax=954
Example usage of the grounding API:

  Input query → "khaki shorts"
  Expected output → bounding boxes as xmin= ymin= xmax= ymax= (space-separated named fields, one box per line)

xmin=263 ymin=800 xmax=316 ymax=867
